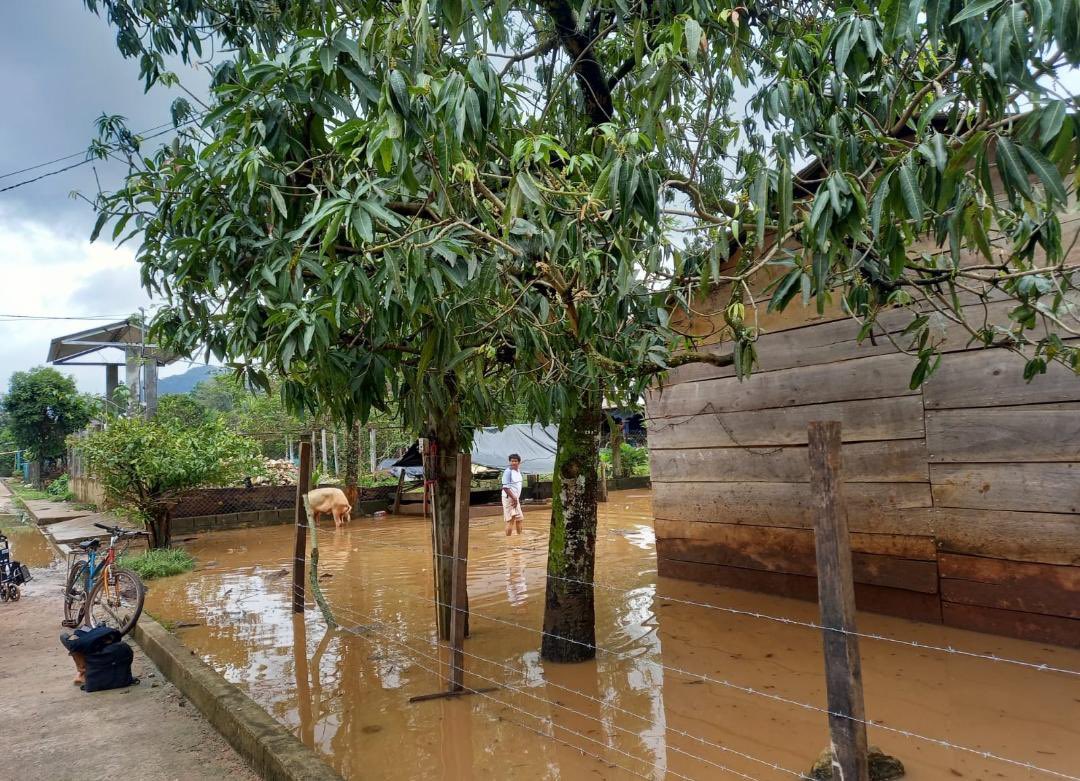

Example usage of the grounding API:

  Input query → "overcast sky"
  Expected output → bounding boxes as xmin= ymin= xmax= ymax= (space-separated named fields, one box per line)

xmin=0 ymin=2 xmax=209 ymax=394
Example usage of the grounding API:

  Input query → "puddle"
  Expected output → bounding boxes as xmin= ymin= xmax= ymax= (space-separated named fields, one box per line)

xmin=0 ymin=514 xmax=57 ymax=568
xmin=144 ymin=492 xmax=1080 ymax=780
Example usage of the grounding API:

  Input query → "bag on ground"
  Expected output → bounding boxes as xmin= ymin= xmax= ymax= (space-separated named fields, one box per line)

xmin=82 ymin=640 xmax=136 ymax=692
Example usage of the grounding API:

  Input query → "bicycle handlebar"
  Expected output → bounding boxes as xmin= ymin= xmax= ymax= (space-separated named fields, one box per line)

xmin=92 ymin=522 xmax=147 ymax=537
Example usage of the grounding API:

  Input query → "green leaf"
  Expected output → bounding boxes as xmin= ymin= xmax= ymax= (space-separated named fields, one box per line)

xmin=1039 ymin=100 xmax=1068 ymax=144
xmin=870 ymin=172 xmax=891 ymax=237
xmin=269 ymin=185 xmax=287 ymax=218
xmin=1018 ymin=144 xmax=1068 ymax=203
xmin=516 ymin=171 xmax=544 ymax=206
xmin=995 ymin=136 xmax=1033 ymax=199
xmin=684 ymin=18 xmax=703 ymax=65
xmin=754 ymin=169 xmax=768 ymax=249
xmin=319 ymin=46 xmax=335 ymax=75
xmin=951 ymin=0 xmax=1003 ymax=24
xmin=897 ymin=163 xmax=923 ymax=227
xmin=388 ymin=70 xmax=410 ymax=117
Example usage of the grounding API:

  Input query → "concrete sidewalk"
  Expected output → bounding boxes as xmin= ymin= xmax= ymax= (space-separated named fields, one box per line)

xmin=1 ymin=542 xmax=256 ymax=780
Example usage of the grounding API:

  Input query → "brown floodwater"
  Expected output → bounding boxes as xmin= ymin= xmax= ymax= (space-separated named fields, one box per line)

xmin=0 ymin=515 xmax=57 ymax=568
xmin=145 ymin=492 xmax=1080 ymax=781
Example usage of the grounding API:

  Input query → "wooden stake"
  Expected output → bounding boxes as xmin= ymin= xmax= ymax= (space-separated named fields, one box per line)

xmin=409 ymin=452 xmax=495 ymax=703
xmin=449 ymin=453 xmax=471 ymax=691
xmin=332 ymin=431 xmax=339 ymax=476
xmin=292 ymin=441 xmax=312 ymax=613
xmin=808 ymin=421 xmax=869 ymax=781
xmin=393 ymin=469 xmax=406 ymax=514
xmin=320 ymin=428 xmax=329 ymax=477
xmin=369 ymin=426 xmax=378 ymax=474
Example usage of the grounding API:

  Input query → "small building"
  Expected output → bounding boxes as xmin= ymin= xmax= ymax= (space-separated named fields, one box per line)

xmin=646 ymin=214 xmax=1080 ymax=649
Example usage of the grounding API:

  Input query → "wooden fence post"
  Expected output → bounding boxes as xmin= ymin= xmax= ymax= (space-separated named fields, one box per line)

xmin=808 ymin=421 xmax=869 ymax=781
xmin=320 ymin=429 xmax=329 ymax=476
xmin=449 ymin=452 xmax=471 ymax=691
xmin=292 ymin=441 xmax=312 ymax=614
xmin=369 ymin=427 xmax=378 ymax=474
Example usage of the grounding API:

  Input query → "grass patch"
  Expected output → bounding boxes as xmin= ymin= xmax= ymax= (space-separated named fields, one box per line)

xmin=10 ymin=483 xmax=52 ymax=501
xmin=118 ymin=548 xmax=196 ymax=579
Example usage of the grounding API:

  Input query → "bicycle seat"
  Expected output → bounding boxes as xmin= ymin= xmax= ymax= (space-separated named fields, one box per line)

xmin=79 ymin=539 xmax=101 ymax=551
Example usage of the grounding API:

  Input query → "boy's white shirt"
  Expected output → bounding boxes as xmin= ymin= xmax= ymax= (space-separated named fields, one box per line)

xmin=502 ymin=467 xmax=523 ymax=499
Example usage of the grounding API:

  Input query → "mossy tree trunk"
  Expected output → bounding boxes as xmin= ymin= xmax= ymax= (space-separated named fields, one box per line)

xmin=146 ymin=503 xmax=171 ymax=549
xmin=541 ymin=390 xmax=602 ymax=662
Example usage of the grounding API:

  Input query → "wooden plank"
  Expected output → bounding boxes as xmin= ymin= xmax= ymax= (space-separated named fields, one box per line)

xmin=934 ymin=508 xmax=1080 ymax=566
xmin=647 ymin=396 xmax=926 ymax=450
xmin=924 ymin=345 xmax=1080 ymax=410
xmin=292 ymin=441 xmax=312 ymax=614
xmin=649 ymin=439 xmax=928 ymax=483
xmin=808 ymin=421 xmax=869 ymax=781
xmin=931 ymin=462 xmax=1080 ymax=514
xmin=656 ymin=536 xmax=939 ymax=593
xmin=654 ymin=518 xmax=938 ymax=560
xmin=646 ymin=352 xmax=919 ymax=418
xmin=927 ymin=406 xmax=1080 ymax=463
xmin=657 ymin=558 xmax=944 ymax=623
xmin=664 ymin=294 xmax=1022 ymax=387
xmin=449 ymin=453 xmax=471 ymax=691
xmin=652 ymin=481 xmax=934 ymax=535
xmin=942 ymin=603 xmax=1080 ymax=649
xmin=938 ymin=553 xmax=1080 ymax=619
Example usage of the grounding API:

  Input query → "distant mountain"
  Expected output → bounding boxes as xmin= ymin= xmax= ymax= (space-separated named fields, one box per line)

xmin=158 ymin=365 xmax=225 ymax=395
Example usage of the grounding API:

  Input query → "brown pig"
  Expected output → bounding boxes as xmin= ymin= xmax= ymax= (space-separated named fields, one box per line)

xmin=307 ymin=487 xmax=352 ymax=527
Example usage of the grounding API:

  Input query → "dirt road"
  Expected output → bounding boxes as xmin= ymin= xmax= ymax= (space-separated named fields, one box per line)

xmin=1 ymin=484 xmax=257 ymax=781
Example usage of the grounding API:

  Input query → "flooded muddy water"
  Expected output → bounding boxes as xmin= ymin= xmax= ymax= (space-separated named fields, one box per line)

xmin=145 ymin=492 xmax=1080 ymax=780
xmin=0 ymin=515 xmax=56 ymax=568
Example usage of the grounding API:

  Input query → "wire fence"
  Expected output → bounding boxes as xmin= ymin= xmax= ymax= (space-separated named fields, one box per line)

xmin=281 ymin=511 xmax=1080 ymax=781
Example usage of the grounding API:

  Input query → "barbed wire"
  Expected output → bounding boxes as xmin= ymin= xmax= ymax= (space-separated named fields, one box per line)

xmin=290 ymin=527 xmax=1080 ymax=678
xmin=290 ymin=560 xmax=1080 ymax=781
xmin=295 ymin=584 xmax=810 ymax=780
xmin=293 ymin=594 xmax=672 ymax=781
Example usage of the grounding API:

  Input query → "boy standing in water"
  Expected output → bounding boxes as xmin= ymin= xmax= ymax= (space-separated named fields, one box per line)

xmin=502 ymin=453 xmax=524 ymax=536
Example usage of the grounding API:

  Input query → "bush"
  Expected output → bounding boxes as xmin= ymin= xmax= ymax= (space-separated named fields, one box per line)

xmin=46 ymin=473 xmax=72 ymax=500
xmin=118 ymin=548 xmax=196 ymax=579
xmin=599 ymin=443 xmax=650 ymax=476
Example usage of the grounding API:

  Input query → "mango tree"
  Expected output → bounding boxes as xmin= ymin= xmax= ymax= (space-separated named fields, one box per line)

xmin=84 ymin=0 xmax=1080 ymax=662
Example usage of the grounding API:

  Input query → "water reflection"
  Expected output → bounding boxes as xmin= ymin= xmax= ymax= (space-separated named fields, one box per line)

xmin=146 ymin=493 xmax=1080 ymax=781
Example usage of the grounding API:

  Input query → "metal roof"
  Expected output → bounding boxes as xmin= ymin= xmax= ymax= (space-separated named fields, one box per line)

xmin=46 ymin=319 xmax=178 ymax=366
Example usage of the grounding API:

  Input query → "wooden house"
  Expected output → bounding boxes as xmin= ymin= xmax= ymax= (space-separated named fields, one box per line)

xmin=646 ymin=214 xmax=1080 ymax=648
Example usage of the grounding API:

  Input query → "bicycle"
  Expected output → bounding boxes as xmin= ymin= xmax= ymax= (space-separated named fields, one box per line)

xmin=62 ymin=523 xmax=146 ymax=635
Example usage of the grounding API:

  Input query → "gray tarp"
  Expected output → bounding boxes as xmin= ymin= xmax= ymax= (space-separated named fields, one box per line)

xmin=386 ymin=424 xmax=559 ymax=476
xmin=470 ymin=424 xmax=558 ymax=474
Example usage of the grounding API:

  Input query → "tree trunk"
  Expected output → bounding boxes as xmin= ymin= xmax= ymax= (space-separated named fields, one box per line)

xmin=429 ymin=409 xmax=469 ymax=641
xmin=147 ymin=505 xmax=171 ymax=549
xmin=542 ymin=390 xmax=602 ymax=662
xmin=344 ymin=422 xmax=359 ymax=507
xmin=609 ymin=415 xmax=624 ymax=479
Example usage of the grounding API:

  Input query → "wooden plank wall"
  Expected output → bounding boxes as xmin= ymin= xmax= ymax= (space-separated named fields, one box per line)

xmin=647 ymin=299 xmax=1080 ymax=648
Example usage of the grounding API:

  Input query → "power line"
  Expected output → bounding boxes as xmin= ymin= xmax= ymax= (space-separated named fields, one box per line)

xmin=0 ymin=159 xmax=93 ymax=194
xmin=0 ymin=118 xmax=181 ymax=182
xmin=0 ymin=115 xmax=205 ymax=196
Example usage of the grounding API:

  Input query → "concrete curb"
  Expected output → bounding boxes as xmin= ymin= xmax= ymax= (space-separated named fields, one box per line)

xmin=133 ymin=617 xmax=343 ymax=781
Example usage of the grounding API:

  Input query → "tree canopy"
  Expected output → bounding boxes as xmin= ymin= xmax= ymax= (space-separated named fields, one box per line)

xmin=3 ymin=367 xmax=91 ymax=468
xmin=84 ymin=0 xmax=1080 ymax=656
xmin=78 ymin=416 xmax=263 ymax=547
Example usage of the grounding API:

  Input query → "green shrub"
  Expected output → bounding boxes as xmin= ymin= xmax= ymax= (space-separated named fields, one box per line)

xmin=46 ymin=473 xmax=72 ymax=500
xmin=599 ymin=443 xmax=650 ymax=476
xmin=118 ymin=548 xmax=196 ymax=579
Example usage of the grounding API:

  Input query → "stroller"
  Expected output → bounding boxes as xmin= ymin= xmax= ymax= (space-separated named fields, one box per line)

xmin=0 ymin=533 xmax=32 ymax=602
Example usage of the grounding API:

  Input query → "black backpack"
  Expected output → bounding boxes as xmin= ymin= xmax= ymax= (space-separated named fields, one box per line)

xmin=83 ymin=640 xmax=137 ymax=692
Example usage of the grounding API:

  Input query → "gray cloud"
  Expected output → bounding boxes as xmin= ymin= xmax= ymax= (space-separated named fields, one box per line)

xmin=0 ymin=4 xmax=209 ymax=232
xmin=66 ymin=264 xmax=152 ymax=316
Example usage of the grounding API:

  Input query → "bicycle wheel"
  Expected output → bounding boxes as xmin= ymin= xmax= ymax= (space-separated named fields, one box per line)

xmin=87 ymin=567 xmax=145 ymax=636
xmin=63 ymin=561 xmax=90 ymax=626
